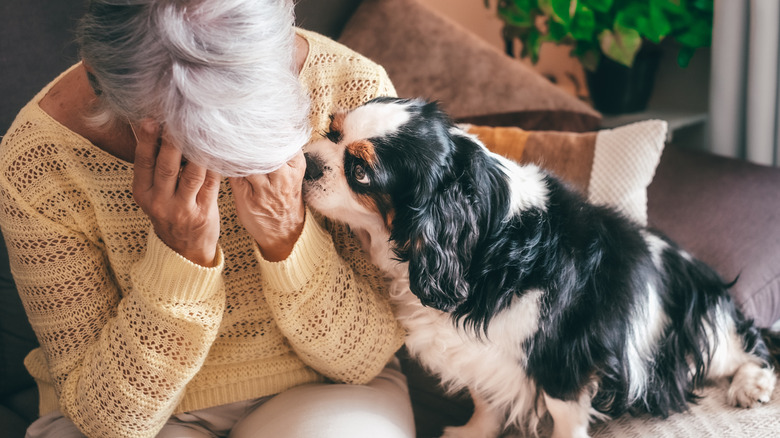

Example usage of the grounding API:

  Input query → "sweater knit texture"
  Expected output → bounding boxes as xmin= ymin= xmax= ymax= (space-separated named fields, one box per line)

xmin=0 ymin=29 xmax=405 ymax=438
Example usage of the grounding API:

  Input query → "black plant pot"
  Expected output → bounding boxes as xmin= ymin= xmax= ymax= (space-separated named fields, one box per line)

xmin=585 ymin=43 xmax=662 ymax=115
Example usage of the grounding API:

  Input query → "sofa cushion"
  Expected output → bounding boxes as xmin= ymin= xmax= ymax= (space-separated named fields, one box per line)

xmin=2 ymin=386 xmax=38 ymax=425
xmin=464 ymin=121 xmax=667 ymax=226
xmin=590 ymin=381 xmax=780 ymax=437
xmin=0 ymin=236 xmax=38 ymax=398
xmin=0 ymin=0 xmax=86 ymax=432
xmin=0 ymin=405 xmax=29 ymax=438
xmin=0 ymin=0 xmax=85 ymax=140
xmin=294 ymin=0 xmax=364 ymax=39
xmin=337 ymin=0 xmax=601 ymax=132
xmin=648 ymin=146 xmax=780 ymax=328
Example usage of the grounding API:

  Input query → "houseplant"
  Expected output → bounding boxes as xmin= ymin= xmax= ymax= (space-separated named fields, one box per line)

xmin=490 ymin=0 xmax=713 ymax=113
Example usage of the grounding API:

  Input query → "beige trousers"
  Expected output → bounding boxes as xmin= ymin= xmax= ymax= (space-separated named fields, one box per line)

xmin=26 ymin=358 xmax=414 ymax=438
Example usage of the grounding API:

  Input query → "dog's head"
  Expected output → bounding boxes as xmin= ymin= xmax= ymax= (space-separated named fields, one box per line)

xmin=302 ymin=97 xmax=460 ymax=230
xmin=304 ymin=97 xmax=513 ymax=315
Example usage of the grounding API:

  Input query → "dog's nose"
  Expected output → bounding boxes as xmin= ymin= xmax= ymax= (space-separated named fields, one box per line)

xmin=304 ymin=152 xmax=324 ymax=181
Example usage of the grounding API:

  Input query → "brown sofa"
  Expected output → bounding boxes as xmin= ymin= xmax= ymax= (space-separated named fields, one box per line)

xmin=1 ymin=1 xmax=779 ymax=437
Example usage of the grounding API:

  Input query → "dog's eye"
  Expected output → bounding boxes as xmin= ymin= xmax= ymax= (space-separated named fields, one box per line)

xmin=353 ymin=164 xmax=370 ymax=185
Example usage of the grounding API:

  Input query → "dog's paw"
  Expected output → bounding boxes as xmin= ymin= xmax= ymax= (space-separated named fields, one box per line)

xmin=727 ymin=362 xmax=776 ymax=408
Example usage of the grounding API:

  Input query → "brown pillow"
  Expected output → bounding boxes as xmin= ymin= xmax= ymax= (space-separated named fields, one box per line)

xmin=338 ymin=0 xmax=601 ymax=132
xmin=463 ymin=121 xmax=668 ymax=225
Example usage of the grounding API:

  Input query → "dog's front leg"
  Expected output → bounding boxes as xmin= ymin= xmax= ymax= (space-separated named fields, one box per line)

xmin=543 ymin=392 xmax=591 ymax=438
xmin=441 ymin=388 xmax=502 ymax=438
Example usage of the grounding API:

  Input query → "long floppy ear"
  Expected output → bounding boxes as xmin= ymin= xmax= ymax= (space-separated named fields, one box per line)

xmin=394 ymin=178 xmax=479 ymax=312
xmin=391 ymin=129 xmax=511 ymax=314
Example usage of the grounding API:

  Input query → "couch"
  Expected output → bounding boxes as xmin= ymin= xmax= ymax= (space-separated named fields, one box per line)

xmin=1 ymin=1 xmax=779 ymax=437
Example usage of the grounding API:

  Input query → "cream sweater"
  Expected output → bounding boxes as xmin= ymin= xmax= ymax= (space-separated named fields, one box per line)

xmin=0 ymin=29 xmax=404 ymax=438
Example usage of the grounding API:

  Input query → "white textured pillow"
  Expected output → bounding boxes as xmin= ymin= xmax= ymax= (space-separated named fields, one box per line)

xmin=464 ymin=120 xmax=668 ymax=225
xmin=589 ymin=120 xmax=668 ymax=225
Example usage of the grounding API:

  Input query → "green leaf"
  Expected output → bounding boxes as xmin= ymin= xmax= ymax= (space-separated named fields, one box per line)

xmin=551 ymin=0 xmax=574 ymax=25
xmin=498 ymin=3 xmax=536 ymax=27
xmin=538 ymin=0 xmax=556 ymax=18
xmin=517 ymin=26 xmax=544 ymax=63
xmin=675 ymin=19 xmax=712 ymax=48
xmin=652 ymin=0 xmax=686 ymax=15
xmin=692 ymin=0 xmax=714 ymax=12
xmin=614 ymin=3 xmax=646 ymax=31
xmin=548 ymin=19 xmax=569 ymax=41
xmin=509 ymin=0 xmax=537 ymax=9
xmin=572 ymin=43 xmax=601 ymax=71
xmin=646 ymin=4 xmax=672 ymax=42
xmin=494 ymin=0 xmax=710 ymax=69
xmin=599 ymin=23 xmax=642 ymax=67
xmin=582 ymin=0 xmax=614 ymax=13
xmin=677 ymin=46 xmax=695 ymax=68
xmin=526 ymin=27 xmax=544 ymax=62
xmin=571 ymin=6 xmax=596 ymax=41
xmin=614 ymin=3 xmax=671 ymax=43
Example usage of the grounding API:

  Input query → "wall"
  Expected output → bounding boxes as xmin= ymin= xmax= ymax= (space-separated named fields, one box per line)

xmin=419 ymin=0 xmax=590 ymax=100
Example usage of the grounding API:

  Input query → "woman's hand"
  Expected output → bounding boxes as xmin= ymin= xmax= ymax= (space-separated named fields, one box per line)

xmin=229 ymin=151 xmax=307 ymax=262
xmin=132 ymin=121 xmax=222 ymax=267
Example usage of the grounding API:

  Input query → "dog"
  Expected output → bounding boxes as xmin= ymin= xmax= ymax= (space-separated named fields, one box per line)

xmin=302 ymin=97 xmax=777 ymax=438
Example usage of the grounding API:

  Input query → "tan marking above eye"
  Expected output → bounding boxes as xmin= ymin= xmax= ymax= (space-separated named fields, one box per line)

xmin=347 ymin=140 xmax=377 ymax=165
xmin=330 ymin=112 xmax=346 ymax=135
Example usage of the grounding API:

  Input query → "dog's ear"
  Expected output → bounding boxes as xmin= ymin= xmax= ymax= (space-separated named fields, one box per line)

xmin=394 ymin=179 xmax=479 ymax=313
xmin=391 ymin=130 xmax=507 ymax=313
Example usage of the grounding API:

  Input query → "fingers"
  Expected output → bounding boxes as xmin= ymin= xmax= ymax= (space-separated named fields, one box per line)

xmin=132 ymin=121 xmax=222 ymax=208
xmin=227 ymin=175 xmax=252 ymax=198
xmin=153 ymin=131 xmax=183 ymax=197
xmin=130 ymin=120 xmax=188 ymax=196
xmin=289 ymin=149 xmax=307 ymax=169
xmin=177 ymin=161 xmax=207 ymax=198
xmin=197 ymin=169 xmax=222 ymax=206
xmin=128 ymin=120 xmax=222 ymax=265
xmin=266 ymin=150 xmax=306 ymax=186
xmin=230 ymin=152 xmax=305 ymax=197
xmin=132 ymin=120 xmax=162 ymax=193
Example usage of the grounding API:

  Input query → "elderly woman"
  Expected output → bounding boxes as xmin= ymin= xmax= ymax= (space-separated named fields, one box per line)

xmin=0 ymin=1 xmax=413 ymax=437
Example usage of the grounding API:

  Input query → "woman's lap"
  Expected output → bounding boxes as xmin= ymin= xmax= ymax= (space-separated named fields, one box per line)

xmin=25 ymin=359 xmax=414 ymax=438
xmin=229 ymin=358 xmax=414 ymax=438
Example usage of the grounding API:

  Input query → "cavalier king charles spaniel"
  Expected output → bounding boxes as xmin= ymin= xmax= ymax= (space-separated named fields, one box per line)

xmin=302 ymin=97 xmax=777 ymax=438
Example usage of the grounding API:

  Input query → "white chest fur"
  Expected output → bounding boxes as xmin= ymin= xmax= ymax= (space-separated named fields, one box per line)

xmin=356 ymin=225 xmax=544 ymax=429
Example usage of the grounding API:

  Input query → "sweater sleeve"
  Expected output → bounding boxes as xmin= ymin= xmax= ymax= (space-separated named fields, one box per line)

xmin=257 ymin=210 xmax=405 ymax=384
xmin=257 ymin=54 xmax=404 ymax=384
xmin=0 ymin=177 xmax=226 ymax=438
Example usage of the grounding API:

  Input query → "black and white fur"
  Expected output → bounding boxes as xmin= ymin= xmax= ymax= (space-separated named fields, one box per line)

xmin=302 ymin=97 xmax=777 ymax=438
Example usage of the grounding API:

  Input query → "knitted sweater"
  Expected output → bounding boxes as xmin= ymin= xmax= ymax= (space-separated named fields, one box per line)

xmin=0 ymin=29 xmax=405 ymax=438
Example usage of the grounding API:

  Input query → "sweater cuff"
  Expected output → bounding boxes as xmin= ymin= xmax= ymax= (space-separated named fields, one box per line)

xmin=256 ymin=210 xmax=333 ymax=292
xmin=133 ymin=229 xmax=224 ymax=304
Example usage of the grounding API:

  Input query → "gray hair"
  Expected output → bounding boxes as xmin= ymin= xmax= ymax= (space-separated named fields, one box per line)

xmin=79 ymin=0 xmax=311 ymax=176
